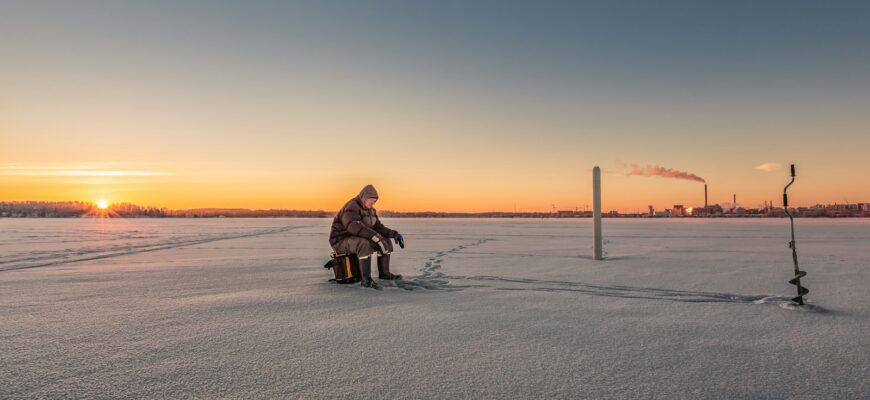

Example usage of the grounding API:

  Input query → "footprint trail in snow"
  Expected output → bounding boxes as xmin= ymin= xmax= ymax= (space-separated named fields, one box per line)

xmin=383 ymin=237 xmax=810 ymax=309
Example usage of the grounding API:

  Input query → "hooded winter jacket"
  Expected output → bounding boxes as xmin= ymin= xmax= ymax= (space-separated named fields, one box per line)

xmin=329 ymin=185 xmax=397 ymax=246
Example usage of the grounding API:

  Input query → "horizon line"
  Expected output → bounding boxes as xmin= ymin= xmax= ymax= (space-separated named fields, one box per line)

xmin=2 ymin=199 xmax=868 ymax=215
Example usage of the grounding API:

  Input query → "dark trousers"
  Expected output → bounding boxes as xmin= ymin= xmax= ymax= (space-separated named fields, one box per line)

xmin=331 ymin=236 xmax=393 ymax=258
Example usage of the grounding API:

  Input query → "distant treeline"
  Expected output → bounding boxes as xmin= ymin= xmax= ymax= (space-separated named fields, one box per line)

xmin=0 ymin=201 xmax=330 ymax=218
xmin=1 ymin=201 xmax=568 ymax=219
xmin=167 ymin=208 xmax=331 ymax=218
xmin=3 ymin=201 xmax=866 ymax=218
xmin=0 ymin=201 xmax=557 ymax=218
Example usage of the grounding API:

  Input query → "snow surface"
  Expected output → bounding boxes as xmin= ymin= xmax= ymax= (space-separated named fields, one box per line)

xmin=1 ymin=218 xmax=868 ymax=399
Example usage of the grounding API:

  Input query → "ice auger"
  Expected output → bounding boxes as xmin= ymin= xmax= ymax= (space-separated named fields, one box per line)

xmin=783 ymin=164 xmax=808 ymax=305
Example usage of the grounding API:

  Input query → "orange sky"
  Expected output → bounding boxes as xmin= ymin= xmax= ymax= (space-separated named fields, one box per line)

xmin=0 ymin=159 xmax=862 ymax=213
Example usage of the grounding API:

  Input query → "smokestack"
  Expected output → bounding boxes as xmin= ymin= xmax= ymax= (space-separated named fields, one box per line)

xmin=704 ymin=184 xmax=708 ymax=208
xmin=733 ymin=194 xmax=737 ymax=210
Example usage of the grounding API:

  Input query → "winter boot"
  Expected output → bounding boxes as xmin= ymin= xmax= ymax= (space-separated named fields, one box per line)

xmin=377 ymin=253 xmax=403 ymax=280
xmin=359 ymin=256 xmax=382 ymax=290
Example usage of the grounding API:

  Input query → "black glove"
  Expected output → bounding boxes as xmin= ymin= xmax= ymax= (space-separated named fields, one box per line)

xmin=372 ymin=234 xmax=391 ymax=255
xmin=393 ymin=232 xmax=405 ymax=249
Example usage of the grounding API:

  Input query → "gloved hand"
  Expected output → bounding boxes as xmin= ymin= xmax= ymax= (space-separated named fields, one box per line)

xmin=393 ymin=232 xmax=405 ymax=249
xmin=372 ymin=234 xmax=391 ymax=255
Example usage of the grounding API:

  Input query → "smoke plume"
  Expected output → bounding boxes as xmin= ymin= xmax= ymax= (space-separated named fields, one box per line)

xmin=627 ymin=164 xmax=705 ymax=183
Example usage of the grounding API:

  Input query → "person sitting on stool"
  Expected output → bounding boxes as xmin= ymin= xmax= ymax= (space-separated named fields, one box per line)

xmin=329 ymin=184 xmax=405 ymax=289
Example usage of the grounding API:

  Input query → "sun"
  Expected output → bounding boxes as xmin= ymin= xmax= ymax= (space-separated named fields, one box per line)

xmin=96 ymin=199 xmax=109 ymax=210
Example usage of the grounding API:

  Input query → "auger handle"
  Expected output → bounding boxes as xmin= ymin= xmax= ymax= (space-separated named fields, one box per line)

xmin=783 ymin=164 xmax=796 ymax=208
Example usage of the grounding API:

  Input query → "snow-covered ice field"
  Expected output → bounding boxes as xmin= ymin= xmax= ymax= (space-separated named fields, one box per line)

xmin=1 ymin=218 xmax=868 ymax=399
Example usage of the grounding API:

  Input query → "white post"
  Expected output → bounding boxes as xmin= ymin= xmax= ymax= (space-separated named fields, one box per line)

xmin=593 ymin=166 xmax=603 ymax=260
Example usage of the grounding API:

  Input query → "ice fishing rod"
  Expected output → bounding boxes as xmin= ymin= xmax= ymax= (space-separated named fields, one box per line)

xmin=783 ymin=164 xmax=808 ymax=305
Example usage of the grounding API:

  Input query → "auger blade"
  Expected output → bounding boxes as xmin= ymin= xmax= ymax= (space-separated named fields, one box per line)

xmin=795 ymin=285 xmax=809 ymax=296
xmin=789 ymin=271 xmax=807 ymax=285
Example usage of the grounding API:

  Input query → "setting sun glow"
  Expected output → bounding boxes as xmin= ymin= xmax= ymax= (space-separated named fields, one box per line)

xmin=96 ymin=200 xmax=109 ymax=210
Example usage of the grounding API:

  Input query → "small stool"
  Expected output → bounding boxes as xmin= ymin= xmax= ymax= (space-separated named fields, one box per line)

xmin=323 ymin=253 xmax=361 ymax=284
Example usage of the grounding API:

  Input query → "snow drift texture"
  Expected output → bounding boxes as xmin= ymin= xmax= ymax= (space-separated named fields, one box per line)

xmin=1 ymin=218 xmax=868 ymax=399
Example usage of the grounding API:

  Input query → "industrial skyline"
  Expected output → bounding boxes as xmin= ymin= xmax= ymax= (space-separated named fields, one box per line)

xmin=2 ymin=198 xmax=867 ymax=218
